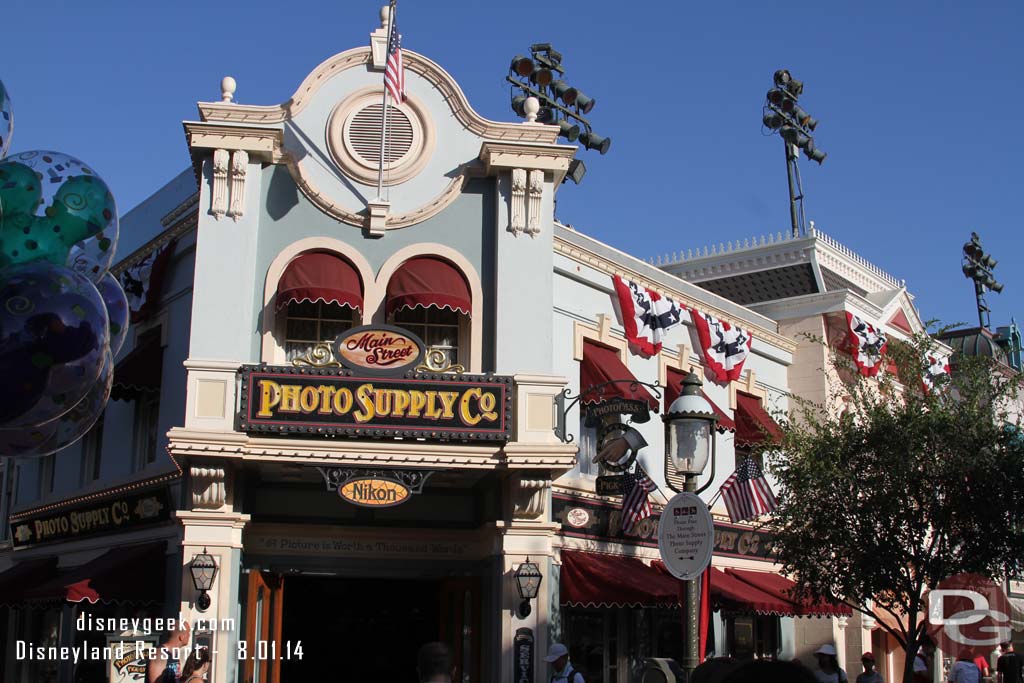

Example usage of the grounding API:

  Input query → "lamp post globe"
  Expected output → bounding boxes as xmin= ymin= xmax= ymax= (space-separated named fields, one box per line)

xmin=662 ymin=371 xmax=718 ymax=477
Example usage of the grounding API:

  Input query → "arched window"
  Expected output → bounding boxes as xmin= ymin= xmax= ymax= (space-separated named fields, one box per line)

xmin=276 ymin=253 xmax=363 ymax=361
xmin=385 ymin=257 xmax=471 ymax=371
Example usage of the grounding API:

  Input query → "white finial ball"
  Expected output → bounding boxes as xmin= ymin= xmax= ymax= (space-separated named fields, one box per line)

xmin=221 ymin=76 xmax=237 ymax=103
xmin=523 ymin=96 xmax=540 ymax=123
xmin=380 ymin=6 xmax=390 ymax=27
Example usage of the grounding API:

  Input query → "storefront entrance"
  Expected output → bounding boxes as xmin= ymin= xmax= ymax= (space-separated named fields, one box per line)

xmin=245 ymin=572 xmax=480 ymax=683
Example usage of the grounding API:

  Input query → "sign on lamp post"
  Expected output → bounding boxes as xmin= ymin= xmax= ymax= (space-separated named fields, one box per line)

xmin=657 ymin=491 xmax=714 ymax=580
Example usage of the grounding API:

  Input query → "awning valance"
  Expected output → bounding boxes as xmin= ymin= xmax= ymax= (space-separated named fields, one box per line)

xmin=725 ymin=568 xmax=851 ymax=617
xmin=561 ymin=550 xmax=681 ymax=608
xmin=652 ymin=562 xmax=796 ymax=615
xmin=111 ymin=332 xmax=163 ymax=402
xmin=735 ymin=393 xmax=783 ymax=446
xmin=276 ymin=252 xmax=363 ymax=312
xmin=0 ymin=556 xmax=59 ymax=605
xmin=385 ymin=257 xmax=471 ymax=317
xmin=23 ymin=541 xmax=166 ymax=604
xmin=665 ymin=369 xmax=735 ymax=432
xmin=580 ymin=341 xmax=658 ymax=412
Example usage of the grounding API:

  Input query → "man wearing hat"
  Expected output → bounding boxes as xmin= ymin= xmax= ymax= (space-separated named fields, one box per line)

xmin=545 ymin=643 xmax=585 ymax=683
xmin=813 ymin=644 xmax=848 ymax=683
xmin=856 ymin=652 xmax=883 ymax=683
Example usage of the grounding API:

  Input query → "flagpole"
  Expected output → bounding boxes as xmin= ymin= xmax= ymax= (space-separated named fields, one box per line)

xmin=375 ymin=1 xmax=396 ymax=200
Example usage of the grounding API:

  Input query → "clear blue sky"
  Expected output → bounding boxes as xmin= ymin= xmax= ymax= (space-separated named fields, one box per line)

xmin=4 ymin=1 xmax=1021 ymax=330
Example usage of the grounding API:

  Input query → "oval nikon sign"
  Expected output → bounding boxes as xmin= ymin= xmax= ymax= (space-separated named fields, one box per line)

xmin=333 ymin=325 xmax=424 ymax=375
xmin=339 ymin=478 xmax=411 ymax=507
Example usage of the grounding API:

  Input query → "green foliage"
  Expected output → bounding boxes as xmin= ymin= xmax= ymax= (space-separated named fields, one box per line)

xmin=759 ymin=328 xmax=1024 ymax=659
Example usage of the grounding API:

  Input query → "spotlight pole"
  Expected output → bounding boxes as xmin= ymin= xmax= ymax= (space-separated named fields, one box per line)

xmin=784 ymin=141 xmax=801 ymax=237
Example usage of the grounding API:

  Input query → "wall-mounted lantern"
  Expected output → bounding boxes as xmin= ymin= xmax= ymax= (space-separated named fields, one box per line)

xmin=190 ymin=548 xmax=218 ymax=612
xmin=514 ymin=558 xmax=543 ymax=618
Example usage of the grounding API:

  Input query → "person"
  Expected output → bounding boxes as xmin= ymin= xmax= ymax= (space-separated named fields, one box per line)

xmin=417 ymin=642 xmax=453 ymax=683
xmin=857 ymin=652 xmax=883 ymax=683
xmin=814 ymin=644 xmax=848 ymax=683
xmin=975 ymin=652 xmax=992 ymax=680
xmin=179 ymin=646 xmax=211 ymax=683
xmin=914 ymin=637 xmax=937 ymax=683
xmin=997 ymin=642 xmax=1024 ymax=683
xmin=146 ymin=620 xmax=190 ymax=683
xmin=691 ymin=656 xmax=741 ymax=683
xmin=948 ymin=653 xmax=982 ymax=683
xmin=545 ymin=643 xmax=584 ymax=683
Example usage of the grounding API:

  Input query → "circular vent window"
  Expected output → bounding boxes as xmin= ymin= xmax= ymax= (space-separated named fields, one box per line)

xmin=327 ymin=89 xmax=434 ymax=187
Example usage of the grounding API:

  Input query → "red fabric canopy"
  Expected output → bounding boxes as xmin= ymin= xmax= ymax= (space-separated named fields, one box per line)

xmin=653 ymin=562 xmax=798 ymax=616
xmin=561 ymin=550 xmax=681 ymax=608
xmin=580 ymin=341 xmax=658 ymax=411
xmin=734 ymin=393 xmax=783 ymax=446
xmin=386 ymin=257 xmax=471 ymax=317
xmin=23 ymin=541 xmax=166 ymax=604
xmin=111 ymin=331 xmax=163 ymax=402
xmin=664 ymin=369 xmax=736 ymax=432
xmin=276 ymin=252 xmax=363 ymax=312
xmin=725 ymin=568 xmax=851 ymax=617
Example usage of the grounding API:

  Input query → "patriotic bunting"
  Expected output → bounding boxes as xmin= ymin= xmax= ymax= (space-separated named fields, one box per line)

xmin=119 ymin=240 xmax=177 ymax=323
xmin=922 ymin=353 xmax=951 ymax=393
xmin=612 ymin=276 xmax=685 ymax=355
xmin=690 ymin=309 xmax=753 ymax=383
xmin=845 ymin=312 xmax=888 ymax=377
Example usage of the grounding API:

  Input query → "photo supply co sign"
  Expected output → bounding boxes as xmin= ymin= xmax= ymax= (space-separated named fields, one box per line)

xmin=657 ymin=491 xmax=714 ymax=580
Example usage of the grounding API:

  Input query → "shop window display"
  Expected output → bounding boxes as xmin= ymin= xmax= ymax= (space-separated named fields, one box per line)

xmin=284 ymin=300 xmax=355 ymax=361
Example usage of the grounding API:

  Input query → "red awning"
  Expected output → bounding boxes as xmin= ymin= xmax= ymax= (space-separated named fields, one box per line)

xmin=23 ymin=541 xmax=166 ymax=604
xmin=561 ymin=550 xmax=681 ymax=608
xmin=664 ymin=369 xmax=735 ymax=432
xmin=734 ymin=393 xmax=783 ymax=446
xmin=653 ymin=562 xmax=798 ymax=616
xmin=0 ymin=556 xmax=60 ymax=605
xmin=386 ymin=257 xmax=471 ymax=317
xmin=725 ymin=568 xmax=851 ymax=617
xmin=276 ymin=252 xmax=363 ymax=312
xmin=580 ymin=341 xmax=658 ymax=411
xmin=111 ymin=331 xmax=163 ymax=402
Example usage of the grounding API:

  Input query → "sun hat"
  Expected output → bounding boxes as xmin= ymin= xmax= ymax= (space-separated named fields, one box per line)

xmin=544 ymin=643 xmax=569 ymax=662
xmin=814 ymin=644 xmax=837 ymax=657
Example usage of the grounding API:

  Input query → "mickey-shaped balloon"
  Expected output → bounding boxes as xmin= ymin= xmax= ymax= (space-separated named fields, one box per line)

xmin=0 ymin=79 xmax=11 ymax=160
xmin=0 ymin=151 xmax=117 ymax=270
xmin=96 ymin=271 xmax=130 ymax=357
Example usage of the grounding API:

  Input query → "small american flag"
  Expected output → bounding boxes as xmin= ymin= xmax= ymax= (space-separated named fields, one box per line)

xmin=720 ymin=458 xmax=778 ymax=523
xmin=621 ymin=465 xmax=657 ymax=534
xmin=384 ymin=3 xmax=405 ymax=103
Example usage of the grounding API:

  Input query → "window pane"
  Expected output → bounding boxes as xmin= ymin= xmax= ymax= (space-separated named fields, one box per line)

xmin=318 ymin=302 xmax=352 ymax=321
xmin=319 ymin=320 xmax=351 ymax=341
xmin=286 ymin=318 xmax=319 ymax=342
xmin=286 ymin=300 xmax=319 ymax=318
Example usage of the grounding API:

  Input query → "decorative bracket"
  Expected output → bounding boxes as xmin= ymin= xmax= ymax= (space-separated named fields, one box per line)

xmin=512 ymin=478 xmax=551 ymax=520
xmin=556 ymin=379 xmax=662 ymax=443
xmin=191 ymin=466 xmax=227 ymax=510
xmin=227 ymin=150 xmax=248 ymax=220
xmin=210 ymin=149 xmax=229 ymax=219
xmin=317 ymin=467 xmax=435 ymax=494
xmin=510 ymin=168 xmax=527 ymax=235
xmin=526 ymin=170 xmax=543 ymax=237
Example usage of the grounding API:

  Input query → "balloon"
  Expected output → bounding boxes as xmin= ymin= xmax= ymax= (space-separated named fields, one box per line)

xmin=0 ymin=151 xmax=117 ymax=269
xmin=0 ymin=349 xmax=112 ymax=457
xmin=96 ymin=271 xmax=129 ymax=356
xmin=0 ymin=261 xmax=110 ymax=428
xmin=67 ymin=230 xmax=118 ymax=283
xmin=0 ymin=79 xmax=11 ymax=159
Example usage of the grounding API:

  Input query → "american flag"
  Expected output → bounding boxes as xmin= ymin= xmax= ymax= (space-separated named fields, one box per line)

xmin=621 ymin=465 xmax=658 ymax=534
xmin=720 ymin=458 xmax=778 ymax=523
xmin=384 ymin=3 xmax=405 ymax=103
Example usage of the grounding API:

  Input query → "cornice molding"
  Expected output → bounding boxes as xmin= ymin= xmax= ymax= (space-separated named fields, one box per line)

xmin=111 ymin=210 xmax=197 ymax=277
xmin=552 ymin=234 xmax=797 ymax=353
xmin=479 ymin=141 xmax=576 ymax=186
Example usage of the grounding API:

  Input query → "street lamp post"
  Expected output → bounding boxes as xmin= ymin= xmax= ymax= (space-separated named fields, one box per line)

xmin=662 ymin=371 xmax=718 ymax=675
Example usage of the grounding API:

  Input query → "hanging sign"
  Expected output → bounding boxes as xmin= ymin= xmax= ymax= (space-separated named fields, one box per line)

xmin=339 ymin=478 xmax=411 ymax=507
xmin=238 ymin=366 xmax=512 ymax=441
xmin=107 ymin=634 xmax=159 ymax=683
xmin=514 ymin=628 xmax=535 ymax=683
xmin=657 ymin=491 xmax=714 ymax=580
xmin=595 ymin=475 xmax=626 ymax=496
xmin=333 ymin=324 xmax=425 ymax=376
xmin=318 ymin=467 xmax=432 ymax=508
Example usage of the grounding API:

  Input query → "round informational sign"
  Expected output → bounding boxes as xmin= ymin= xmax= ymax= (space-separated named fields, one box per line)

xmin=657 ymin=491 xmax=714 ymax=580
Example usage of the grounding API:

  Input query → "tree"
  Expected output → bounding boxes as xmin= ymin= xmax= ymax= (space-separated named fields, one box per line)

xmin=760 ymin=331 xmax=1024 ymax=683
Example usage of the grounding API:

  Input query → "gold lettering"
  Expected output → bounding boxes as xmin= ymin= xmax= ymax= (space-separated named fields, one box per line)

xmin=408 ymin=391 xmax=426 ymax=418
xmin=317 ymin=386 xmax=335 ymax=414
xmin=299 ymin=386 xmax=319 ymax=413
xmin=373 ymin=389 xmax=392 ymax=417
xmin=459 ymin=387 xmax=482 ymax=426
xmin=478 ymin=391 xmax=498 ymax=421
xmin=112 ymin=501 xmax=128 ymax=525
xmin=71 ymin=512 xmax=81 ymax=534
xmin=257 ymin=380 xmax=281 ymax=418
xmin=332 ymin=387 xmax=353 ymax=415
xmin=353 ymin=384 xmax=376 ymax=423
xmin=424 ymin=392 xmax=443 ymax=420
xmin=392 ymin=390 xmax=410 ymax=418
xmin=438 ymin=391 xmax=458 ymax=419
xmin=279 ymin=384 xmax=301 ymax=413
